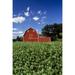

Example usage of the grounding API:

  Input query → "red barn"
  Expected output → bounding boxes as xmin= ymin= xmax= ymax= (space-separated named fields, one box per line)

xmin=23 ymin=28 xmax=51 ymax=42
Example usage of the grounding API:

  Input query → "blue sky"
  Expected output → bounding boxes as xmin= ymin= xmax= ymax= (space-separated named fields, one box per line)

xmin=13 ymin=0 xmax=62 ymax=39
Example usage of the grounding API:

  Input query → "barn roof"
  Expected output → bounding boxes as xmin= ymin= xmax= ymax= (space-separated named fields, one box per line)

xmin=25 ymin=27 xmax=36 ymax=33
xmin=26 ymin=27 xmax=35 ymax=31
xmin=23 ymin=27 xmax=37 ymax=36
xmin=28 ymin=27 xmax=33 ymax=30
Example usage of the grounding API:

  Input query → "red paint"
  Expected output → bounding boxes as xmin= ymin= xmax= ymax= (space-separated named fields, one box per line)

xmin=23 ymin=28 xmax=51 ymax=42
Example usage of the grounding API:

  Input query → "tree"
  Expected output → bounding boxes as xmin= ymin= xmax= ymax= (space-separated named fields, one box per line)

xmin=16 ymin=36 xmax=23 ymax=41
xmin=42 ymin=23 xmax=62 ymax=41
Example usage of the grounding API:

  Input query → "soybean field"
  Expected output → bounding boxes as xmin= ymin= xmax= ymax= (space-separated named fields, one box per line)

xmin=13 ymin=41 xmax=62 ymax=75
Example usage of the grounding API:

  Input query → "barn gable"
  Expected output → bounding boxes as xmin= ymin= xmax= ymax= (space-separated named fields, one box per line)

xmin=23 ymin=28 xmax=38 ymax=42
xmin=23 ymin=28 xmax=51 ymax=42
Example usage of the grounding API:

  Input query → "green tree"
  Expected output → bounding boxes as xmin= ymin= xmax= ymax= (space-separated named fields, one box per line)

xmin=42 ymin=23 xmax=62 ymax=41
xmin=16 ymin=36 xmax=23 ymax=41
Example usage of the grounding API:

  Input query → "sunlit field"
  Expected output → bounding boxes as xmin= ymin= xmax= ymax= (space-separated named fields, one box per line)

xmin=13 ymin=41 xmax=62 ymax=75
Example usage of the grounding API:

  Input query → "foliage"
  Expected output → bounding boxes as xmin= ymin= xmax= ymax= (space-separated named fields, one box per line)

xmin=42 ymin=23 xmax=62 ymax=41
xmin=13 ymin=36 xmax=23 ymax=42
xmin=13 ymin=41 xmax=62 ymax=75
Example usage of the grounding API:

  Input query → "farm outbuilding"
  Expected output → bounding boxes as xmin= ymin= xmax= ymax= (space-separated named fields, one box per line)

xmin=23 ymin=28 xmax=51 ymax=42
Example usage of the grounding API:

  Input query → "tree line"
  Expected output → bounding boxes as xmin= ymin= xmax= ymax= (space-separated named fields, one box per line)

xmin=42 ymin=23 xmax=62 ymax=41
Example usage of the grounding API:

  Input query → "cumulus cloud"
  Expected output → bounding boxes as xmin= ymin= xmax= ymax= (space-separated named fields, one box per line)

xmin=13 ymin=16 xmax=25 ymax=24
xmin=33 ymin=16 xmax=39 ymax=21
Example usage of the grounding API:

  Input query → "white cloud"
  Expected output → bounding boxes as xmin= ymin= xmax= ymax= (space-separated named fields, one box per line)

xmin=18 ymin=31 xmax=23 ymax=34
xmin=13 ymin=16 xmax=25 ymax=24
xmin=37 ymin=10 xmax=42 ymax=15
xmin=33 ymin=16 xmax=39 ymax=21
xmin=13 ymin=31 xmax=23 ymax=34
xmin=27 ymin=7 xmax=30 ymax=11
xmin=13 ymin=31 xmax=24 ymax=39
xmin=19 ymin=33 xmax=23 ymax=37
xmin=24 ymin=6 xmax=30 ymax=17
xmin=13 ymin=32 xmax=18 ymax=34
xmin=13 ymin=28 xmax=18 ymax=31
xmin=24 ymin=12 xmax=30 ymax=17
xmin=37 ymin=10 xmax=47 ymax=15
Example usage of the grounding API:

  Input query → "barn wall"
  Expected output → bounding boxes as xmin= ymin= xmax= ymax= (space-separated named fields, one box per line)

xmin=23 ymin=36 xmax=51 ymax=42
xmin=38 ymin=37 xmax=51 ymax=42
xmin=23 ymin=28 xmax=38 ymax=42
xmin=23 ymin=37 xmax=38 ymax=42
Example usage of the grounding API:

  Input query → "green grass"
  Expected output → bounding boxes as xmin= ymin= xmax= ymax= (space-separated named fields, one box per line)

xmin=13 ymin=41 xmax=62 ymax=75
